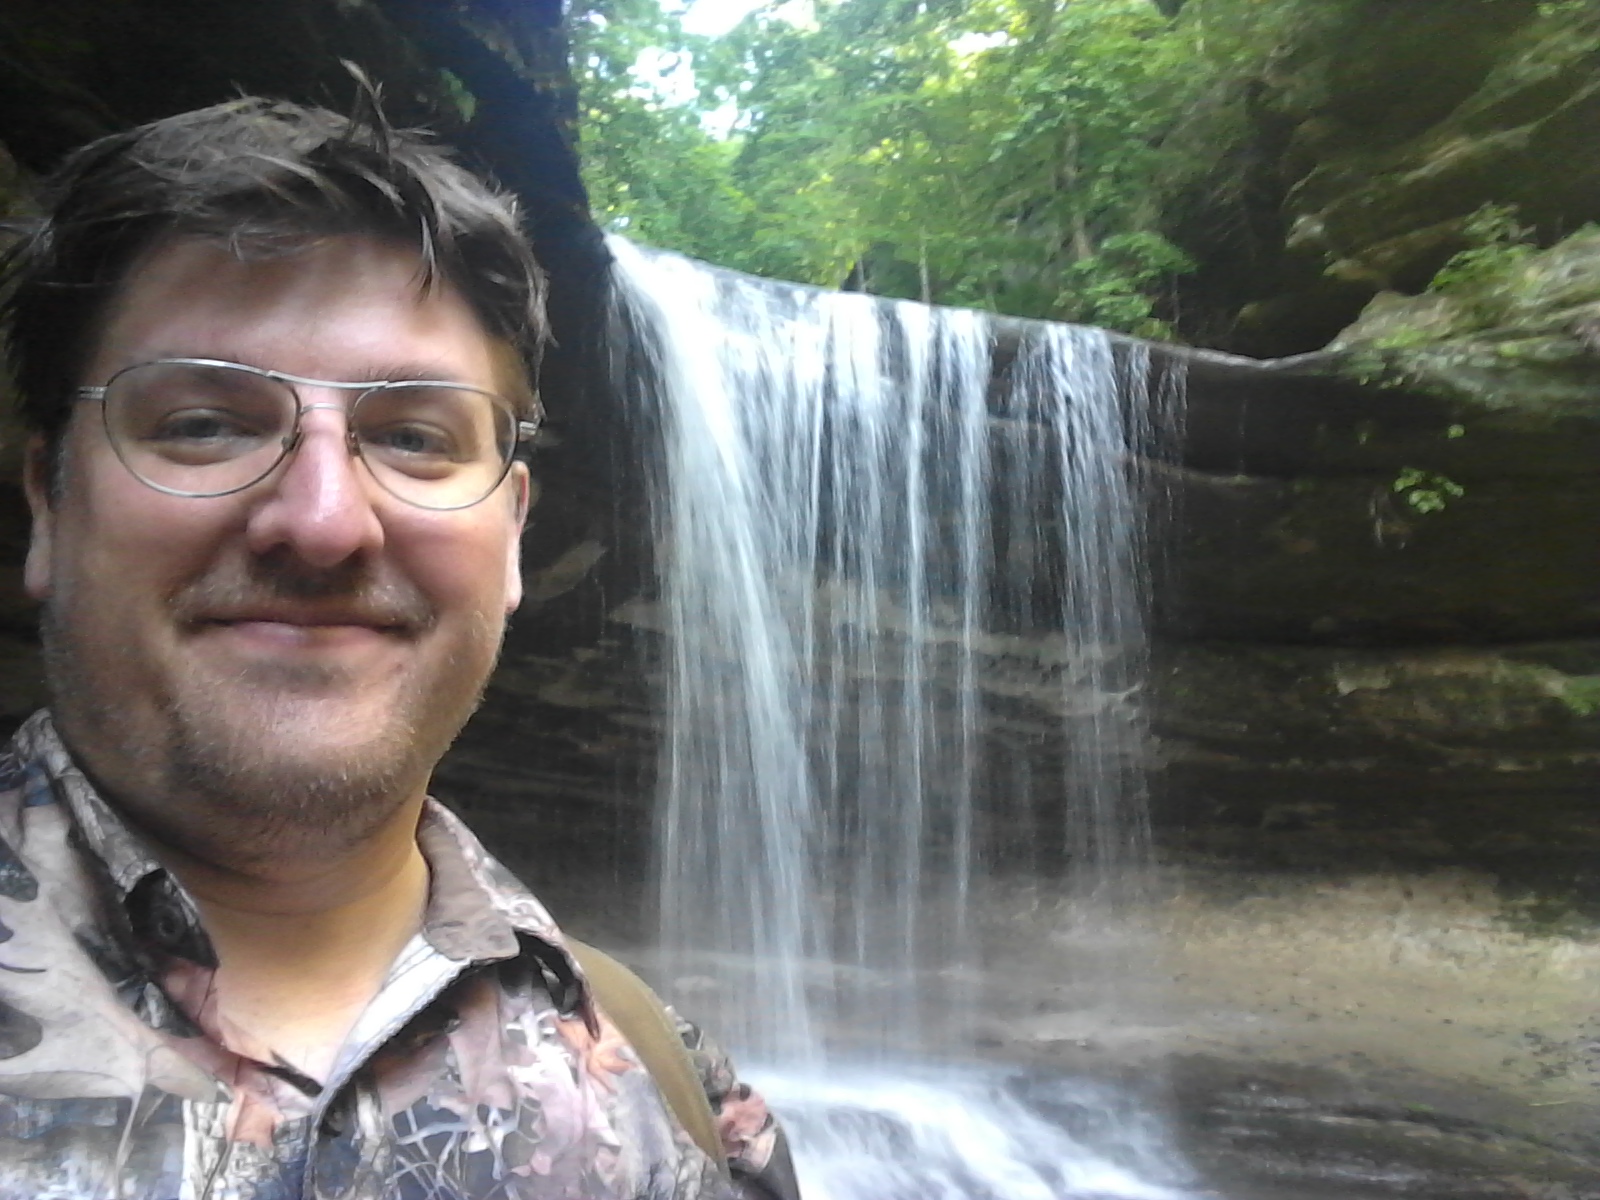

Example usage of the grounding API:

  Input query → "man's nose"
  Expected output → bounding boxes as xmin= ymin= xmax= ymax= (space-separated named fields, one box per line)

xmin=243 ymin=403 xmax=386 ymax=567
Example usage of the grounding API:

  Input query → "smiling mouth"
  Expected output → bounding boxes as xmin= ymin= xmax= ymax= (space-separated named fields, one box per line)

xmin=199 ymin=616 xmax=416 ymax=644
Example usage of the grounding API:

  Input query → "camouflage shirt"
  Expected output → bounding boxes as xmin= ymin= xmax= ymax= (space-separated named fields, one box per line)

xmin=0 ymin=712 xmax=792 ymax=1200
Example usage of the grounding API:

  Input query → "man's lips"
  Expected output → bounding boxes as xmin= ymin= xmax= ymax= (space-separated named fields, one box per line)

xmin=195 ymin=615 xmax=418 ymax=647
xmin=203 ymin=614 xmax=410 ymax=630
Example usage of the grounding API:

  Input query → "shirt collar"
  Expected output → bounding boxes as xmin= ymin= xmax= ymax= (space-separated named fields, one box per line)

xmin=14 ymin=710 xmax=162 ymax=895
xmin=415 ymin=800 xmax=564 ymax=961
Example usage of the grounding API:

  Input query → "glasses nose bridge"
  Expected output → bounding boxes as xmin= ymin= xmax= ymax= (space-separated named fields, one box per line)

xmin=283 ymin=379 xmax=373 ymax=459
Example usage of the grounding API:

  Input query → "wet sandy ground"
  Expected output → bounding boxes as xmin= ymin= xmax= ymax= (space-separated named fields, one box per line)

xmin=1161 ymin=870 xmax=1599 ymax=1107
xmin=976 ymin=867 xmax=1600 ymax=1194
xmin=981 ymin=868 xmax=1600 ymax=1114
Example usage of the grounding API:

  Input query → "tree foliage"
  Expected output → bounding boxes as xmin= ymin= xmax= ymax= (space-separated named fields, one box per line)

xmin=571 ymin=0 xmax=754 ymax=264
xmin=573 ymin=0 xmax=1319 ymax=336
xmin=721 ymin=0 xmax=1201 ymax=334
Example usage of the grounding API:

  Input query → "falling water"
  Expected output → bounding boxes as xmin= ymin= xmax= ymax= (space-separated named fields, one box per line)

xmin=608 ymin=238 xmax=1194 ymax=1198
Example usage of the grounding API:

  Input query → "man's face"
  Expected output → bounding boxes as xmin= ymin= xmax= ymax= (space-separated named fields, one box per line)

xmin=23 ymin=235 xmax=529 ymax=865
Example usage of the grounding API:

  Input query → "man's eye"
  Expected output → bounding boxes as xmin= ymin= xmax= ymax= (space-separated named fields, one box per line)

xmin=363 ymin=421 xmax=462 ymax=461
xmin=148 ymin=408 xmax=264 ymax=444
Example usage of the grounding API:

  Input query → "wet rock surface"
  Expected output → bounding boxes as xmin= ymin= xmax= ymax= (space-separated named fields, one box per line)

xmin=1154 ymin=465 xmax=1597 ymax=641
xmin=1165 ymin=1055 xmax=1600 ymax=1200
xmin=1149 ymin=222 xmax=1600 ymax=643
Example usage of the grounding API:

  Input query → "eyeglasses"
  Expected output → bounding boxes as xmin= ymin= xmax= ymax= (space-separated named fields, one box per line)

xmin=75 ymin=358 xmax=540 ymax=511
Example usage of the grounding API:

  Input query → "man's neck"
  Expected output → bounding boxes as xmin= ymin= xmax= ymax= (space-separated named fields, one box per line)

xmin=153 ymin=801 xmax=432 ymax=1083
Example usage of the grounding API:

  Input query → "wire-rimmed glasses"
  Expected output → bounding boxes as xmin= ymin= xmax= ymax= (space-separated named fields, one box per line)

xmin=74 ymin=358 xmax=540 ymax=511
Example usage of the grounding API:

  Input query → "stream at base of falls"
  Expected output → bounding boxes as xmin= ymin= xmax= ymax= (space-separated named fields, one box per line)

xmin=752 ymin=1064 xmax=1198 ymax=1200
xmin=741 ymin=1049 xmax=1600 ymax=1200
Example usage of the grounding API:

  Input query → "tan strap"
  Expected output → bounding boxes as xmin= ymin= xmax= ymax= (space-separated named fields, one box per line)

xmin=566 ymin=937 xmax=729 ymax=1176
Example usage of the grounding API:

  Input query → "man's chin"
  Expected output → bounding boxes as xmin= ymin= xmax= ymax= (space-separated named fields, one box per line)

xmin=210 ymin=687 xmax=402 ymax=740
xmin=155 ymin=705 xmax=429 ymax=864
xmin=189 ymin=686 xmax=434 ymax=777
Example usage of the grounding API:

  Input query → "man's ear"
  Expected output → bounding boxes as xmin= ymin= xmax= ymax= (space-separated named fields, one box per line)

xmin=21 ymin=436 xmax=55 ymax=601
xmin=503 ymin=463 xmax=535 ymax=614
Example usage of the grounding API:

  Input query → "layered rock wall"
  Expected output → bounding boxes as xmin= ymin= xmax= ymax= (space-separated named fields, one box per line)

xmin=1166 ymin=0 xmax=1600 ymax=356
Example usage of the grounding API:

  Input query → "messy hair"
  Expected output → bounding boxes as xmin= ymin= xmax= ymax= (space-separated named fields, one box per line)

xmin=0 ymin=93 xmax=547 ymax=446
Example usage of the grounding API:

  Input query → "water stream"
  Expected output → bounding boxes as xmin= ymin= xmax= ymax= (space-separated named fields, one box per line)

xmin=608 ymin=237 xmax=1194 ymax=1198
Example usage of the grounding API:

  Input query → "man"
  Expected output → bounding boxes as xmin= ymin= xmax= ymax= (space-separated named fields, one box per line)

xmin=0 ymin=96 xmax=796 ymax=1198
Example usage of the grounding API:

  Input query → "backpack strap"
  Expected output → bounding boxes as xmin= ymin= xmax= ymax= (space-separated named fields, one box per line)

xmin=565 ymin=937 xmax=729 ymax=1177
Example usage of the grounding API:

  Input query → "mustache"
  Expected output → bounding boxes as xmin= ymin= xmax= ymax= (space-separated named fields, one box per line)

xmin=169 ymin=550 xmax=435 ymax=632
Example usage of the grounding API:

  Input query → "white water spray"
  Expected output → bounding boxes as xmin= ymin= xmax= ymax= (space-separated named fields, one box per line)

xmin=608 ymin=237 xmax=1194 ymax=1197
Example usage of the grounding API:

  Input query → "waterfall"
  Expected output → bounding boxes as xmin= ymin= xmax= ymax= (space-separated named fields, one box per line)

xmin=607 ymin=237 xmax=1193 ymax=1198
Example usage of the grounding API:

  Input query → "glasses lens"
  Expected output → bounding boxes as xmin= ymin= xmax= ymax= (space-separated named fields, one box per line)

xmin=352 ymin=384 xmax=518 ymax=510
xmin=103 ymin=362 xmax=294 ymax=497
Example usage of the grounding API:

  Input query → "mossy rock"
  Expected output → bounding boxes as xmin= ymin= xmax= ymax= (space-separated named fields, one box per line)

xmin=1324 ymin=228 xmax=1600 ymax=425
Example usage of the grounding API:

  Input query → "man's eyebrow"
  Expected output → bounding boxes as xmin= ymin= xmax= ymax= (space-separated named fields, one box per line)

xmin=129 ymin=353 xmax=476 ymax=386
xmin=339 ymin=363 xmax=475 ymax=385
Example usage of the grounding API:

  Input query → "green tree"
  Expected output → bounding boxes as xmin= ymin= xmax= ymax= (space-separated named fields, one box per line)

xmin=714 ymin=0 xmax=1197 ymax=333
xmin=571 ymin=0 xmax=754 ymax=264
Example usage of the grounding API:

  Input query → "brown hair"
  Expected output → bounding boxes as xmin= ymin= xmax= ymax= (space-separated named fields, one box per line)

xmin=0 ymin=94 xmax=547 ymax=448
